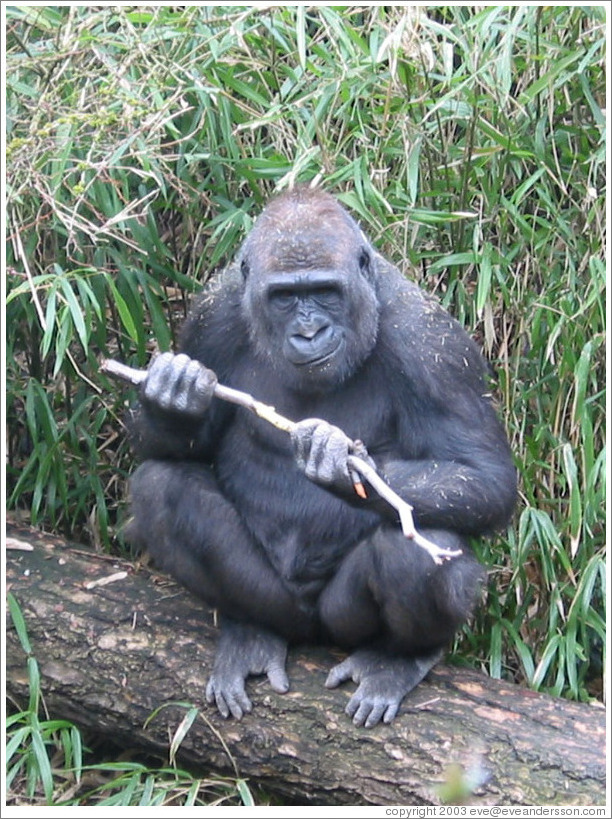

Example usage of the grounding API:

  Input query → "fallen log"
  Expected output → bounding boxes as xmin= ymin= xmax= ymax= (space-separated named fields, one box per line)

xmin=5 ymin=520 xmax=606 ymax=807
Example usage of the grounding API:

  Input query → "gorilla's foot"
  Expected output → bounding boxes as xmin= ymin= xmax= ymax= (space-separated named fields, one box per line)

xmin=325 ymin=646 xmax=443 ymax=727
xmin=205 ymin=618 xmax=289 ymax=719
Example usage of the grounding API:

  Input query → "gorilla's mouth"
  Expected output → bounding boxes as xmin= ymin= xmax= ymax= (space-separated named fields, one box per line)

xmin=290 ymin=336 xmax=343 ymax=368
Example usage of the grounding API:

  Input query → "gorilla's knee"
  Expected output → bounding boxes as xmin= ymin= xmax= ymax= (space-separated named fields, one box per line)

xmin=364 ymin=527 xmax=484 ymax=651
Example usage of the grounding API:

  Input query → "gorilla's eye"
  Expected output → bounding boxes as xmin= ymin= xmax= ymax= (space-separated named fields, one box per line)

xmin=312 ymin=287 xmax=342 ymax=307
xmin=269 ymin=289 xmax=297 ymax=310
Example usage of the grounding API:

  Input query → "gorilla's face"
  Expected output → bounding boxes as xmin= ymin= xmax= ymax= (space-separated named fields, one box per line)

xmin=240 ymin=190 xmax=379 ymax=392
xmin=267 ymin=270 xmax=346 ymax=369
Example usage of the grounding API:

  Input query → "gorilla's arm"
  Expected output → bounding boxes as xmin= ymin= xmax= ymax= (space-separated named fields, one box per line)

xmin=127 ymin=270 xmax=245 ymax=462
xmin=289 ymin=404 xmax=515 ymax=536
xmin=289 ymin=268 xmax=516 ymax=536
xmin=381 ymin=410 xmax=517 ymax=535
xmin=127 ymin=354 xmax=230 ymax=462
xmin=370 ymin=270 xmax=517 ymax=535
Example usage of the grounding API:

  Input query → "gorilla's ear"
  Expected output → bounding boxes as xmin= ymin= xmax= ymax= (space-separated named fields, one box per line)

xmin=240 ymin=257 xmax=250 ymax=281
xmin=358 ymin=246 xmax=374 ymax=280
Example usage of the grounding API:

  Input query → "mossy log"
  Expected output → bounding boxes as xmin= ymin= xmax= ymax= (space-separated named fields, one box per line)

xmin=5 ymin=520 xmax=606 ymax=807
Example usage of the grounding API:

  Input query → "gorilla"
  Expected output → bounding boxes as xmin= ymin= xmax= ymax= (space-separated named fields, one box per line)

xmin=127 ymin=187 xmax=516 ymax=728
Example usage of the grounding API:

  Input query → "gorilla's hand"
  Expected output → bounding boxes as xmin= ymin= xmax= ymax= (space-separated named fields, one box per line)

xmin=142 ymin=352 xmax=218 ymax=417
xmin=291 ymin=418 xmax=371 ymax=494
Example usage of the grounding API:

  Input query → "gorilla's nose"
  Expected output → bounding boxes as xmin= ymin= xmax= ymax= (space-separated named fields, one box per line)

xmin=296 ymin=324 xmax=331 ymax=342
xmin=288 ymin=324 xmax=337 ymax=365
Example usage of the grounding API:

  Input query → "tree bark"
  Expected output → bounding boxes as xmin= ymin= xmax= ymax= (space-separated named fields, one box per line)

xmin=5 ymin=520 xmax=606 ymax=807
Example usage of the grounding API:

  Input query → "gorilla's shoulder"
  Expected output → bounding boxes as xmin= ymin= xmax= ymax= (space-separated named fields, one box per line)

xmin=178 ymin=264 xmax=247 ymax=373
xmin=373 ymin=254 xmax=453 ymax=333
xmin=373 ymin=255 xmax=489 ymax=390
xmin=187 ymin=263 xmax=243 ymax=314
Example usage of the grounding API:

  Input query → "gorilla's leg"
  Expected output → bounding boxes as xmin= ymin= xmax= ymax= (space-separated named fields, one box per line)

xmin=319 ymin=526 xmax=484 ymax=727
xmin=128 ymin=460 xmax=310 ymax=716
xmin=129 ymin=460 xmax=312 ymax=626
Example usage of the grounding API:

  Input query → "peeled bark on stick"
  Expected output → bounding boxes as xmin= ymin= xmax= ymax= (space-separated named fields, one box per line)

xmin=5 ymin=520 xmax=606 ymax=807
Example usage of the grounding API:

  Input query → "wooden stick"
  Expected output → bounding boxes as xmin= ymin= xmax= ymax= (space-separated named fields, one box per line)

xmin=100 ymin=358 xmax=462 ymax=564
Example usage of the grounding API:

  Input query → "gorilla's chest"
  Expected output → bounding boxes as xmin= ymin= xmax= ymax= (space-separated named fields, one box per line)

xmin=215 ymin=412 xmax=380 ymax=583
xmin=228 ymin=363 xmax=396 ymax=450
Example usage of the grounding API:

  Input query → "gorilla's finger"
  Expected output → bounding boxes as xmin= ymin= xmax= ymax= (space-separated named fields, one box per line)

xmin=325 ymin=658 xmax=356 ymax=688
xmin=267 ymin=663 xmax=290 ymax=694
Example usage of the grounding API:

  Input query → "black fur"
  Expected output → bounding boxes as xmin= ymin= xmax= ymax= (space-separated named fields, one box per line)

xmin=127 ymin=187 xmax=516 ymax=727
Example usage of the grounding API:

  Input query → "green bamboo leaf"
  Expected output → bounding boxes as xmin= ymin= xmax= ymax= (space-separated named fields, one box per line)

xmin=237 ymin=779 xmax=255 ymax=806
xmin=7 ymin=592 xmax=33 ymax=655
xmin=519 ymin=51 xmax=583 ymax=104
xmin=27 ymin=656 xmax=41 ymax=713
xmin=30 ymin=730 xmax=54 ymax=803
xmin=6 ymin=755 xmax=28 ymax=792
xmin=139 ymin=774 xmax=155 ymax=806
xmin=489 ymin=622 xmax=502 ymax=679
xmin=75 ymin=275 xmax=103 ymax=319
xmin=296 ymin=5 xmax=306 ymax=70
xmin=58 ymin=278 xmax=88 ymax=349
xmin=564 ymin=628 xmax=580 ymax=697
xmin=168 ymin=707 xmax=199 ymax=767
xmin=561 ymin=443 xmax=582 ymax=559
xmin=579 ymin=71 xmax=606 ymax=127
xmin=407 ymin=138 xmax=421 ymax=206
xmin=5 ymin=726 xmax=31 ymax=765
xmin=476 ymin=243 xmax=493 ymax=317
xmin=429 ymin=252 xmax=479 ymax=273
xmin=118 ymin=770 xmax=140 ymax=805
xmin=6 ymin=274 xmax=55 ymax=303
xmin=532 ymin=634 xmax=562 ymax=689
xmin=8 ymin=5 xmax=65 ymax=30
xmin=185 ymin=781 xmax=200 ymax=806
xmin=572 ymin=341 xmax=593 ymax=427
xmin=41 ymin=284 xmax=58 ymax=359
xmin=54 ymin=307 xmax=72 ymax=376
xmin=502 ymin=619 xmax=535 ymax=682
xmin=105 ymin=276 xmax=139 ymax=342
xmin=510 ymin=168 xmax=546 ymax=206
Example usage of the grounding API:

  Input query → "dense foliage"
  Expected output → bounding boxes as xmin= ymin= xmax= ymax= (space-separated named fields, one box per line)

xmin=5 ymin=8 xmax=606 ymax=798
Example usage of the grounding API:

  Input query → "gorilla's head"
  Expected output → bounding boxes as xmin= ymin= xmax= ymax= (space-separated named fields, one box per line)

xmin=240 ymin=187 xmax=380 ymax=392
